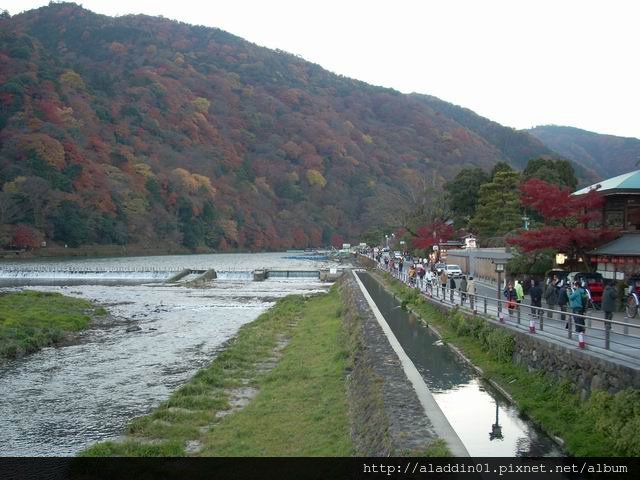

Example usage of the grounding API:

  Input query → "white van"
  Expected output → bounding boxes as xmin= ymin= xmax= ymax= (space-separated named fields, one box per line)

xmin=445 ymin=264 xmax=463 ymax=278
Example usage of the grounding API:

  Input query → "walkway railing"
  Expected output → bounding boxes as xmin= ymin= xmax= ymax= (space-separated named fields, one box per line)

xmin=373 ymin=261 xmax=640 ymax=366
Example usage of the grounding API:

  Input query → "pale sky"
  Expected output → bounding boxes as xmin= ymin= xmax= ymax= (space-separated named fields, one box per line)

xmin=4 ymin=0 xmax=640 ymax=139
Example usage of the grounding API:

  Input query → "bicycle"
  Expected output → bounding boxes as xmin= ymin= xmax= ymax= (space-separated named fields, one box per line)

xmin=627 ymin=290 xmax=639 ymax=318
xmin=625 ymin=276 xmax=640 ymax=319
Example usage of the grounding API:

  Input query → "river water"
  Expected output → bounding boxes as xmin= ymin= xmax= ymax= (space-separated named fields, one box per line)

xmin=0 ymin=252 xmax=336 ymax=456
xmin=357 ymin=272 xmax=562 ymax=457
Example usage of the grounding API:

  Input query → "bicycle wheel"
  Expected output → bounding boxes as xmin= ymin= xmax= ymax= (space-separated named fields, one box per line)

xmin=626 ymin=295 xmax=639 ymax=318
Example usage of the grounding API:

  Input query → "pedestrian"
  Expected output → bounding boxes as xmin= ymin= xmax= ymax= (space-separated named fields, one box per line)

xmin=449 ymin=275 xmax=457 ymax=302
xmin=417 ymin=264 xmax=426 ymax=290
xmin=514 ymin=279 xmax=525 ymax=308
xmin=569 ymin=281 xmax=587 ymax=333
xmin=544 ymin=275 xmax=559 ymax=319
xmin=460 ymin=275 xmax=468 ymax=305
xmin=408 ymin=264 xmax=416 ymax=287
xmin=467 ymin=276 xmax=476 ymax=312
xmin=504 ymin=282 xmax=517 ymax=317
xmin=558 ymin=281 xmax=569 ymax=327
xmin=602 ymin=280 xmax=617 ymax=321
xmin=529 ymin=279 xmax=543 ymax=320
xmin=440 ymin=269 xmax=448 ymax=300
xmin=398 ymin=257 xmax=404 ymax=274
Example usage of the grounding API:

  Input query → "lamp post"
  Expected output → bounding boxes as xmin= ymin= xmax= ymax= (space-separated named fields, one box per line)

xmin=489 ymin=400 xmax=503 ymax=441
xmin=493 ymin=260 xmax=506 ymax=317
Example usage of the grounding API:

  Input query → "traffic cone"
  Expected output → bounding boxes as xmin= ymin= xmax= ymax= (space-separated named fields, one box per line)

xmin=579 ymin=332 xmax=586 ymax=349
xmin=529 ymin=318 xmax=536 ymax=333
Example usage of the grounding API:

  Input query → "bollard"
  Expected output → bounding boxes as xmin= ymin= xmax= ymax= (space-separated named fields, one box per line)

xmin=529 ymin=317 xmax=536 ymax=333
xmin=578 ymin=332 xmax=586 ymax=349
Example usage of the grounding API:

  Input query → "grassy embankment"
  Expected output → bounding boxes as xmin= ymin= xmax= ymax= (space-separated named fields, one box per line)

xmin=82 ymin=288 xmax=353 ymax=456
xmin=378 ymin=271 xmax=640 ymax=456
xmin=0 ymin=291 xmax=104 ymax=359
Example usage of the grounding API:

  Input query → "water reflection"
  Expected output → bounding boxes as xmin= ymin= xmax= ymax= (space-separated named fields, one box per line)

xmin=357 ymin=272 xmax=561 ymax=457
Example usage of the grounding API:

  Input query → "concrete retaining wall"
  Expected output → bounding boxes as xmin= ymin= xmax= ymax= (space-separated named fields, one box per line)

xmin=511 ymin=331 xmax=640 ymax=400
xmin=339 ymin=274 xmax=444 ymax=455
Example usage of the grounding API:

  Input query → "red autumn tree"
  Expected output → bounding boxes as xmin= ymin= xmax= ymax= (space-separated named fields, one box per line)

xmin=412 ymin=220 xmax=456 ymax=250
xmin=11 ymin=225 xmax=41 ymax=249
xmin=508 ymin=178 xmax=619 ymax=267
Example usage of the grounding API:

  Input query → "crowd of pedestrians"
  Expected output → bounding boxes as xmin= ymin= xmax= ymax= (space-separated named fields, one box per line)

xmin=368 ymin=248 xmax=618 ymax=337
xmin=372 ymin=249 xmax=478 ymax=312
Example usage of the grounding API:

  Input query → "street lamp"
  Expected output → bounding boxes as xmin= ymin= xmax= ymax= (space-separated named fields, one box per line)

xmin=555 ymin=253 xmax=567 ymax=266
xmin=493 ymin=260 xmax=506 ymax=318
xmin=489 ymin=401 xmax=503 ymax=441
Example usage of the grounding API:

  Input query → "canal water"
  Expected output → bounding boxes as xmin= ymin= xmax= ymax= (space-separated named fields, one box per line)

xmin=0 ymin=252 xmax=335 ymax=456
xmin=357 ymin=272 xmax=562 ymax=457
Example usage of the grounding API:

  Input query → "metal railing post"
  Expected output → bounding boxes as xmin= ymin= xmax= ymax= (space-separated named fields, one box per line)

xmin=605 ymin=321 xmax=611 ymax=350
xmin=483 ymin=297 xmax=487 ymax=314
xmin=517 ymin=305 xmax=521 ymax=325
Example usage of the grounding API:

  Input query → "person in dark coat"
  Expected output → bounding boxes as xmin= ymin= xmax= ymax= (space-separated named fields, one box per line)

xmin=602 ymin=281 xmax=617 ymax=321
xmin=504 ymin=282 xmax=517 ymax=317
xmin=544 ymin=275 xmax=560 ymax=319
xmin=449 ymin=276 xmax=456 ymax=302
xmin=558 ymin=282 xmax=569 ymax=327
xmin=529 ymin=279 xmax=543 ymax=320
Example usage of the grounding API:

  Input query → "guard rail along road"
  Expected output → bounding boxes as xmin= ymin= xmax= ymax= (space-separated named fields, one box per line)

xmin=364 ymin=256 xmax=640 ymax=370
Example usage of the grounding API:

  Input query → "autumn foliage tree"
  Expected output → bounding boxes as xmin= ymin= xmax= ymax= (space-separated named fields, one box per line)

xmin=412 ymin=220 xmax=455 ymax=260
xmin=11 ymin=224 xmax=41 ymax=249
xmin=507 ymin=178 xmax=619 ymax=269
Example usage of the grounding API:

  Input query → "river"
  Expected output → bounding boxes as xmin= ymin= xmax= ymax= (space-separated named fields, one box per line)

xmin=0 ymin=252 xmax=337 ymax=456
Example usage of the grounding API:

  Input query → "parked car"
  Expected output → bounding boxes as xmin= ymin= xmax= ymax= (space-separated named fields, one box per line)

xmin=445 ymin=264 xmax=463 ymax=278
xmin=434 ymin=263 xmax=446 ymax=273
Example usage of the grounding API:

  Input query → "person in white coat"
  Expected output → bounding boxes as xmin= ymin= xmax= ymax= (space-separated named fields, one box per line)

xmin=467 ymin=276 xmax=476 ymax=312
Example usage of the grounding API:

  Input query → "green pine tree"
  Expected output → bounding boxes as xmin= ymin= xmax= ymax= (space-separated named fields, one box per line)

xmin=470 ymin=170 xmax=522 ymax=239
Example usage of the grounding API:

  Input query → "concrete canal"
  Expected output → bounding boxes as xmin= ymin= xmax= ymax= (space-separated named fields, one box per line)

xmin=356 ymin=271 xmax=562 ymax=457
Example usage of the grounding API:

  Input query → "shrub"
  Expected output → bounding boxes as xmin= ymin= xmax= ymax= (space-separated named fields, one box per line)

xmin=586 ymin=389 xmax=640 ymax=456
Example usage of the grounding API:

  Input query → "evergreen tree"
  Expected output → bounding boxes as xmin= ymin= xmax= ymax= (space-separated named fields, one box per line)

xmin=444 ymin=166 xmax=490 ymax=228
xmin=470 ymin=170 xmax=522 ymax=239
xmin=490 ymin=161 xmax=513 ymax=180
xmin=523 ymin=158 xmax=577 ymax=189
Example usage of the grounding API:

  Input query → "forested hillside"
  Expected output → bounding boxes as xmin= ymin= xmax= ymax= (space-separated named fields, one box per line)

xmin=0 ymin=3 xmax=566 ymax=251
xmin=529 ymin=125 xmax=640 ymax=180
